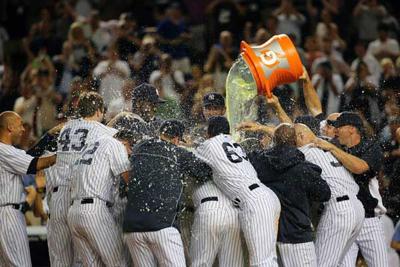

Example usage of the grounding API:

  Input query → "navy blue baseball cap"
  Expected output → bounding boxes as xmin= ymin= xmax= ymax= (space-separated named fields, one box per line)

xmin=132 ymin=83 xmax=165 ymax=104
xmin=159 ymin=120 xmax=185 ymax=141
xmin=203 ymin=93 xmax=225 ymax=108
xmin=333 ymin=112 xmax=364 ymax=131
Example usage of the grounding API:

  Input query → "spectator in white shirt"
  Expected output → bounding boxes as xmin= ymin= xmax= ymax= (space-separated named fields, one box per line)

xmin=351 ymin=41 xmax=382 ymax=86
xmin=311 ymin=61 xmax=343 ymax=116
xmin=149 ymin=54 xmax=185 ymax=119
xmin=273 ymin=0 xmax=306 ymax=44
xmin=93 ymin=44 xmax=131 ymax=107
xmin=367 ymin=23 xmax=400 ymax=61
xmin=88 ymin=10 xmax=112 ymax=56
xmin=106 ymin=79 xmax=135 ymax=121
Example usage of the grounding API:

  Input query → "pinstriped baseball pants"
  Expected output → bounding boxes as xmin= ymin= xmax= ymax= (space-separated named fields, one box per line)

xmin=316 ymin=197 xmax=364 ymax=267
xmin=0 ymin=206 xmax=31 ymax=267
xmin=340 ymin=217 xmax=389 ymax=267
xmin=190 ymin=201 xmax=244 ymax=267
xmin=48 ymin=186 xmax=81 ymax=267
xmin=238 ymin=185 xmax=281 ymax=267
xmin=124 ymin=227 xmax=186 ymax=267
xmin=278 ymin=242 xmax=317 ymax=267
xmin=68 ymin=199 xmax=128 ymax=267
xmin=110 ymin=195 xmax=133 ymax=266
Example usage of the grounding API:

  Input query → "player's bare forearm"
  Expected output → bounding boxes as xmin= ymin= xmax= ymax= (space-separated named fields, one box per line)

xmin=313 ymin=139 xmax=369 ymax=175
xmin=330 ymin=146 xmax=369 ymax=175
xmin=274 ymin=104 xmax=292 ymax=124
xmin=302 ymin=69 xmax=322 ymax=116
xmin=36 ymin=155 xmax=57 ymax=171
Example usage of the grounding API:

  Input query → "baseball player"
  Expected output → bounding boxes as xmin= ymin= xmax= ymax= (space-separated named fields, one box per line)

xmin=67 ymin=131 xmax=131 ymax=266
xmin=196 ymin=116 xmax=281 ymax=267
xmin=295 ymin=123 xmax=365 ymax=267
xmin=47 ymin=92 xmax=117 ymax=266
xmin=123 ymin=120 xmax=212 ymax=267
xmin=247 ymin=123 xmax=331 ymax=267
xmin=0 ymin=111 xmax=56 ymax=266
xmin=313 ymin=112 xmax=388 ymax=267
xmin=190 ymin=92 xmax=244 ymax=267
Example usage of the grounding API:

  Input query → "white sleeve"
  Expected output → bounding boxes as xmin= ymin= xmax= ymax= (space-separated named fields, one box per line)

xmin=109 ymin=140 xmax=130 ymax=176
xmin=149 ymin=71 xmax=160 ymax=85
xmin=118 ymin=61 xmax=131 ymax=77
xmin=174 ymin=71 xmax=185 ymax=86
xmin=0 ymin=145 xmax=34 ymax=175
xmin=333 ymin=74 xmax=344 ymax=94
xmin=93 ymin=61 xmax=107 ymax=77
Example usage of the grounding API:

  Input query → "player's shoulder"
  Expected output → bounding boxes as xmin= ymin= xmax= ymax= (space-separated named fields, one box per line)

xmin=0 ymin=142 xmax=20 ymax=155
xmin=298 ymin=144 xmax=322 ymax=157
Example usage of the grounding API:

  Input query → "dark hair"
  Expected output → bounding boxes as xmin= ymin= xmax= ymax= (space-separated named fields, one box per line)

xmin=378 ymin=22 xmax=390 ymax=32
xmin=355 ymin=61 xmax=369 ymax=77
xmin=273 ymin=124 xmax=296 ymax=147
xmin=207 ymin=116 xmax=230 ymax=137
xmin=318 ymin=60 xmax=332 ymax=71
xmin=77 ymin=92 xmax=104 ymax=118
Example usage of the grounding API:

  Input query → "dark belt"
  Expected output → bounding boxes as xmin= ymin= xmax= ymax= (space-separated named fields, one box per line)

xmin=4 ymin=202 xmax=29 ymax=213
xmin=80 ymin=198 xmax=113 ymax=208
xmin=249 ymin=183 xmax=260 ymax=191
xmin=201 ymin=197 xmax=218 ymax=204
xmin=336 ymin=195 xmax=349 ymax=202
xmin=53 ymin=187 xmax=59 ymax=193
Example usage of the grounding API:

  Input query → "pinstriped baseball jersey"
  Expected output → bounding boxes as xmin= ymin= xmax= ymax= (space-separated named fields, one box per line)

xmin=195 ymin=134 xmax=259 ymax=199
xmin=192 ymin=181 xmax=230 ymax=208
xmin=52 ymin=119 xmax=117 ymax=188
xmin=71 ymin=136 xmax=130 ymax=203
xmin=0 ymin=142 xmax=34 ymax=205
xmin=299 ymin=144 xmax=359 ymax=198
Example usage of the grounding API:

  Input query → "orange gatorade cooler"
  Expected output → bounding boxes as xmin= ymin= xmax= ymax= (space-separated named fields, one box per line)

xmin=226 ymin=34 xmax=303 ymax=137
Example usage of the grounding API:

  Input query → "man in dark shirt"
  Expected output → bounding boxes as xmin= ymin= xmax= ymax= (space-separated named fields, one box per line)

xmin=123 ymin=119 xmax=212 ymax=267
xmin=249 ymin=123 xmax=330 ymax=267
xmin=314 ymin=112 xmax=389 ymax=267
xmin=131 ymin=83 xmax=166 ymax=137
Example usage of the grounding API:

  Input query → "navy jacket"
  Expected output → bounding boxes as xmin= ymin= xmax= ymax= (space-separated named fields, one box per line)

xmin=249 ymin=145 xmax=331 ymax=243
xmin=123 ymin=138 xmax=212 ymax=233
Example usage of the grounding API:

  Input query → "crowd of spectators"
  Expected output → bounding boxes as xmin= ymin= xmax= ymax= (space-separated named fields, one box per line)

xmin=0 ymin=0 xmax=400 ymax=228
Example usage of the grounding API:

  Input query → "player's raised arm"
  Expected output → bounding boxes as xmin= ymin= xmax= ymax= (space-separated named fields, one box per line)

xmin=300 ymin=66 xmax=323 ymax=117
xmin=265 ymin=93 xmax=293 ymax=124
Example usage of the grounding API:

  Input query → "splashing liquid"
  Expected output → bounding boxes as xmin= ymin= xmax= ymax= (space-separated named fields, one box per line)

xmin=226 ymin=56 xmax=259 ymax=141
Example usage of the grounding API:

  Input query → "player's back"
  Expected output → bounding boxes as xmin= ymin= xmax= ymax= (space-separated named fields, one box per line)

xmin=71 ymin=136 xmax=127 ymax=203
xmin=196 ymin=134 xmax=259 ymax=199
xmin=299 ymin=144 xmax=359 ymax=198
xmin=54 ymin=119 xmax=117 ymax=187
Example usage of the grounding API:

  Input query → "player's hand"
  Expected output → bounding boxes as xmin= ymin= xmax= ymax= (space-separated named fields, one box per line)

xmin=25 ymin=186 xmax=37 ymax=206
xmin=236 ymin=121 xmax=262 ymax=132
xmin=180 ymin=134 xmax=194 ymax=148
xmin=48 ymin=122 xmax=65 ymax=135
xmin=265 ymin=94 xmax=280 ymax=107
xmin=299 ymin=66 xmax=310 ymax=82
xmin=237 ymin=121 xmax=274 ymax=136
xmin=312 ymin=138 xmax=335 ymax=151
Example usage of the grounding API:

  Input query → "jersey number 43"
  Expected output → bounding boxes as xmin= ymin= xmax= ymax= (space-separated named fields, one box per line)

xmin=59 ymin=128 xmax=89 ymax=151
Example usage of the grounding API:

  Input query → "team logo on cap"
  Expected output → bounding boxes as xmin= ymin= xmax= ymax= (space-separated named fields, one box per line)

xmin=209 ymin=94 xmax=215 ymax=100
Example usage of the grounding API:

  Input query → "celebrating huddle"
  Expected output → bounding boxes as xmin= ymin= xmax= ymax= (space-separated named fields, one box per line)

xmin=0 ymin=83 xmax=389 ymax=267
